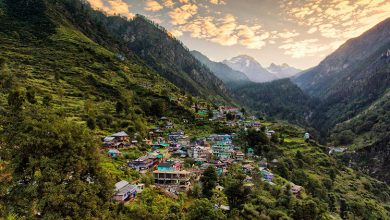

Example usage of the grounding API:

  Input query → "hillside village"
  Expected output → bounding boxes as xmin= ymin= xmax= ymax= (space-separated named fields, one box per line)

xmin=102 ymin=105 xmax=305 ymax=207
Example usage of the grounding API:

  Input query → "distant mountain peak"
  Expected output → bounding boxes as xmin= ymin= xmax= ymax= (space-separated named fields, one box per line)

xmin=191 ymin=50 xmax=250 ymax=85
xmin=223 ymin=55 xmax=277 ymax=83
xmin=266 ymin=63 xmax=301 ymax=78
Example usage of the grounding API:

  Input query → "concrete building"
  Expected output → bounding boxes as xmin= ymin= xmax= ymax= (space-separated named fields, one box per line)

xmin=153 ymin=170 xmax=191 ymax=186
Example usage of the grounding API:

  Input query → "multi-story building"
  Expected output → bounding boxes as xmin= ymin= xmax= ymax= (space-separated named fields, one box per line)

xmin=153 ymin=170 xmax=191 ymax=186
xmin=212 ymin=142 xmax=233 ymax=159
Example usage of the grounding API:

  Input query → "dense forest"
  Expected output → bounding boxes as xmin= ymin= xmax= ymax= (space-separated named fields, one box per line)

xmin=232 ymin=79 xmax=317 ymax=126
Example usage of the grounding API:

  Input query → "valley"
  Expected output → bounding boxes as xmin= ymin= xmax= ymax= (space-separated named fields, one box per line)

xmin=0 ymin=0 xmax=389 ymax=219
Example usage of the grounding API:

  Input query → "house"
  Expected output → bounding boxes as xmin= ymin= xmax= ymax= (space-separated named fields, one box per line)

xmin=158 ymin=161 xmax=181 ymax=172
xmin=150 ymin=127 xmax=164 ymax=137
xmin=172 ymin=150 xmax=187 ymax=158
xmin=169 ymin=143 xmax=181 ymax=152
xmin=235 ymin=151 xmax=245 ymax=161
xmin=113 ymin=180 xmax=138 ymax=202
xmin=165 ymin=122 xmax=174 ymax=129
xmin=102 ymin=131 xmax=129 ymax=148
xmin=187 ymin=145 xmax=202 ymax=159
xmin=107 ymin=149 xmax=121 ymax=158
xmin=128 ymin=156 xmax=154 ymax=170
xmin=168 ymin=131 xmax=185 ymax=142
xmin=111 ymin=131 xmax=129 ymax=142
xmin=149 ymin=151 xmax=164 ymax=161
xmin=242 ymin=164 xmax=253 ymax=173
xmin=153 ymin=170 xmax=191 ymax=187
xmin=152 ymin=142 xmax=170 ymax=149
xmin=208 ymin=134 xmax=232 ymax=143
xmin=212 ymin=142 xmax=233 ymax=159
xmin=128 ymin=153 xmax=162 ymax=170
xmin=102 ymin=137 xmax=115 ymax=147
xmin=260 ymin=168 xmax=274 ymax=182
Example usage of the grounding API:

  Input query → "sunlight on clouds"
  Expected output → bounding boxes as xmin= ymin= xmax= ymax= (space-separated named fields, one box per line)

xmin=282 ymin=0 xmax=390 ymax=39
xmin=210 ymin=0 xmax=226 ymax=5
xmin=279 ymin=39 xmax=328 ymax=58
xmin=145 ymin=0 xmax=164 ymax=12
xmin=170 ymin=29 xmax=184 ymax=37
xmin=178 ymin=13 xmax=269 ymax=49
xmin=163 ymin=0 xmax=175 ymax=8
xmin=169 ymin=3 xmax=198 ymax=25
xmin=278 ymin=0 xmax=390 ymax=59
xmin=88 ymin=0 xmax=390 ymax=63
xmin=88 ymin=0 xmax=134 ymax=18
xmin=279 ymin=39 xmax=344 ymax=58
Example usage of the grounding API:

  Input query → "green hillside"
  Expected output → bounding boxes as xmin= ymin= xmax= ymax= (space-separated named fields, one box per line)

xmin=0 ymin=0 xmax=390 ymax=219
xmin=232 ymin=79 xmax=316 ymax=126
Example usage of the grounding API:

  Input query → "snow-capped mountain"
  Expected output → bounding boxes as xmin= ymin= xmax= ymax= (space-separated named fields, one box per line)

xmin=223 ymin=55 xmax=278 ymax=83
xmin=267 ymin=63 xmax=301 ymax=78
xmin=191 ymin=50 xmax=251 ymax=85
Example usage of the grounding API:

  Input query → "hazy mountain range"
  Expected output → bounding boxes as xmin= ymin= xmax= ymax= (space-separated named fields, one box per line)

xmin=191 ymin=51 xmax=302 ymax=84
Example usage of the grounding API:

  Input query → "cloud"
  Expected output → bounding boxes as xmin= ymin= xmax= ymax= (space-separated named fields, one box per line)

xmin=237 ymin=25 xmax=268 ymax=49
xmin=169 ymin=3 xmax=198 ymax=25
xmin=210 ymin=0 xmax=226 ymax=5
xmin=276 ymin=0 xmax=390 ymax=59
xmin=307 ymin=27 xmax=317 ymax=34
xmin=274 ymin=30 xmax=300 ymax=39
xmin=163 ymin=0 xmax=175 ymax=8
xmin=145 ymin=0 xmax=164 ymax=12
xmin=170 ymin=29 xmax=183 ymax=37
xmin=279 ymin=38 xmax=342 ymax=58
xmin=282 ymin=0 xmax=390 ymax=39
xmin=178 ymin=13 xmax=268 ymax=49
xmin=87 ymin=0 xmax=134 ymax=18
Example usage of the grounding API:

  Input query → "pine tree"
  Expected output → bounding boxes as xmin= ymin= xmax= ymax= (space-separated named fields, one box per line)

xmin=200 ymin=166 xmax=218 ymax=198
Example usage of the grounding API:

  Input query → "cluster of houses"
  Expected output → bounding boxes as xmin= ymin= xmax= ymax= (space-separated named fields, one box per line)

xmin=104 ymin=111 xmax=306 ymax=202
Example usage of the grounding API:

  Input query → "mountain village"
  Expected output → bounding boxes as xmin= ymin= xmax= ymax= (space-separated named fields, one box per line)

xmin=102 ymin=105 xmax=305 ymax=208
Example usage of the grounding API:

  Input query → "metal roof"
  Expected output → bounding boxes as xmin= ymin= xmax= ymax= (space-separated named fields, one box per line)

xmin=111 ymin=131 xmax=129 ymax=137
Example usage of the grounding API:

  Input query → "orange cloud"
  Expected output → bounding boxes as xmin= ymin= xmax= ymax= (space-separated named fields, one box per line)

xmin=145 ymin=0 xmax=164 ymax=12
xmin=87 ymin=0 xmax=134 ymax=18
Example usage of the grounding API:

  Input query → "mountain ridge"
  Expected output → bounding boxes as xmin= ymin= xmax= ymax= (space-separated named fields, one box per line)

xmin=223 ymin=55 xmax=278 ymax=83
xmin=190 ymin=50 xmax=251 ymax=85
xmin=267 ymin=63 xmax=301 ymax=78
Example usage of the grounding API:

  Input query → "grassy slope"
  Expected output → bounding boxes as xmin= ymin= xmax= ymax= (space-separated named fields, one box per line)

xmin=0 ymin=21 xmax=192 ymax=132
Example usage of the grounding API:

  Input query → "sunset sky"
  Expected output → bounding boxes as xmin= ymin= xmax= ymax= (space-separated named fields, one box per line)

xmin=87 ymin=0 xmax=390 ymax=69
